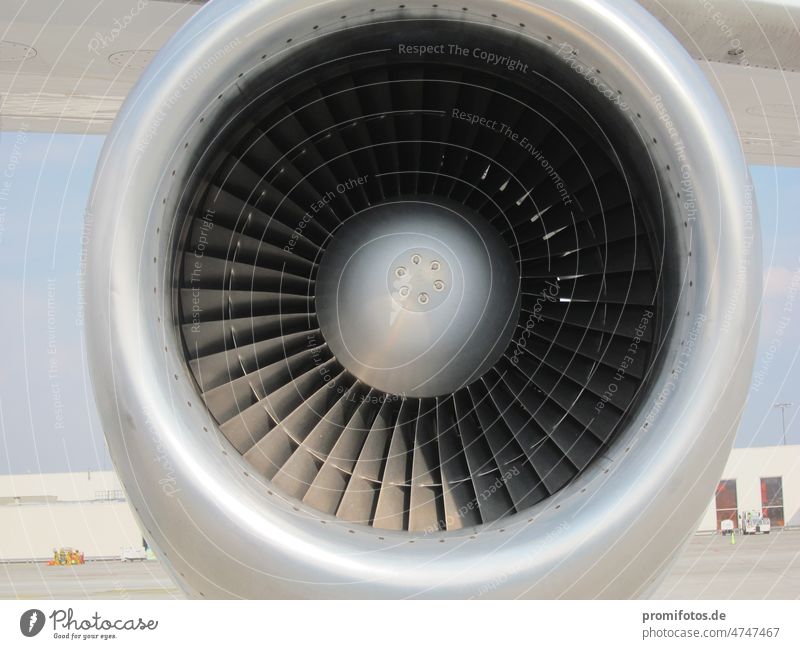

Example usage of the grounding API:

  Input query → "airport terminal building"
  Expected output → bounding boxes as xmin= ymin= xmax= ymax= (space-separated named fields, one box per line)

xmin=2 ymin=444 xmax=799 ymax=560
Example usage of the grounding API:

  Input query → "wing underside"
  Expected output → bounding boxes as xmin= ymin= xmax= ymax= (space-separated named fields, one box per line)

xmin=0 ymin=0 xmax=798 ymax=166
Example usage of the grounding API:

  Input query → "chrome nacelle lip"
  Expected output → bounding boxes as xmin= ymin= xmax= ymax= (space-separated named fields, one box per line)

xmin=87 ymin=0 xmax=760 ymax=598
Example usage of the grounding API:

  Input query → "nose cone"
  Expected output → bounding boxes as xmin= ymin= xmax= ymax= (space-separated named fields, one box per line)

xmin=316 ymin=200 xmax=521 ymax=397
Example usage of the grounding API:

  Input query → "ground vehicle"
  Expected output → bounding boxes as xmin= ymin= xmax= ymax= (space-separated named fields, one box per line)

xmin=120 ymin=546 xmax=147 ymax=562
xmin=740 ymin=511 xmax=771 ymax=535
xmin=47 ymin=548 xmax=84 ymax=566
xmin=720 ymin=520 xmax=735 ymax=536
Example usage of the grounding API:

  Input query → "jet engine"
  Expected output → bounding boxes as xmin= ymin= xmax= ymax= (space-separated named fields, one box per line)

xmin=87 ymin=0 xmax=760 ymax=598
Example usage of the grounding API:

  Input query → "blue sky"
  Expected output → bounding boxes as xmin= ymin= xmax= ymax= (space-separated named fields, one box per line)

xmin=0 ymin=131 xmax=109 ymax=475
xmin=0 ymin=131 xmax=797 ymax=474
xmin=741 ymin=165 xmax=800 ymax=447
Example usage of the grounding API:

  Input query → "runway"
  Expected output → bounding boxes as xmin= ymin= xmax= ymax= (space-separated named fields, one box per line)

xmin=1 ymin=530 xmax=798 ymax=599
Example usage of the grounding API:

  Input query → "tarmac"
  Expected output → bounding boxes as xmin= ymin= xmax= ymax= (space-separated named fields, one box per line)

xmin=1 ymin=529 xmax=798 ymax=599
xmin=653 ymin=528 xmax=800 ymax=599
xmin=0 ymin=560 xmax=182 ymax=600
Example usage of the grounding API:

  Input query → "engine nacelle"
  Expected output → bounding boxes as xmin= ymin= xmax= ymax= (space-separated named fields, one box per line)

xmin=87 ymin=0 xmax=759 ymax=598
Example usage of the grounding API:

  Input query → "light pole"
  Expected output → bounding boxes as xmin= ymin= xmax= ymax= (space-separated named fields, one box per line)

xmin=774 ymin=402 xmax=792 ymax=445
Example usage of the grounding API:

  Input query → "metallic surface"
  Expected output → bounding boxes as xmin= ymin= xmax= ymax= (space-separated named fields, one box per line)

xmin=169 ymin=12 xmax=666 ymax=532
xmin=87 ymin=0 xmax=760 ymax=598
xmin=6 ymin=531 xmax=800 ymax=600
xmin=316 ymin=200 xmax=520 ymax=397
xmin=168 ymin=10 xmax=673 ymax=533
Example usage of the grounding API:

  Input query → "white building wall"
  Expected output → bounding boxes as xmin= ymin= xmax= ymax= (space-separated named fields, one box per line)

xmin=697 ymin=444 xmax=800 ymax=531
xmin=0 ymin=502 xmax=143 ymax=560
xmin=0 ymin=470 xmax=123 ymax=503
xmin=0 ymin=471 xmax=142 ymax=560
xmin=2 ymin=446 xmax=798 ymax=560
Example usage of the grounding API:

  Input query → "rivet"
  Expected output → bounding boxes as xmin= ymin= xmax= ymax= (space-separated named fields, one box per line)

xmin=418 ymin=292 xmax=430 ymax=304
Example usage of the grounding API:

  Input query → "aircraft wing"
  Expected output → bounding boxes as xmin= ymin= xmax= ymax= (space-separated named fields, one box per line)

xmin=0 ymin=0 xmax=200 ymax=135
xmin=1 ymin=0 xmax=798 ymax=166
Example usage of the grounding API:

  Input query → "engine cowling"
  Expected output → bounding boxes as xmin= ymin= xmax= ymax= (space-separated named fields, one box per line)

xmin=87 ymin=0 xmax=760 ymax=598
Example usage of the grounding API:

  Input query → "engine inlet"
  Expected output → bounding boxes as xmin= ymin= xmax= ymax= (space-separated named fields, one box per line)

xmin=175 ymin=19 xmax=665 ymax=532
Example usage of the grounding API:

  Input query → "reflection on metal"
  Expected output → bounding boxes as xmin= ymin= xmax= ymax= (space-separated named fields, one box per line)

xmin=87 ymin=0 xmax=760 ymax=598
xmin=315 ymin=200 xmax=521 ymax=398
